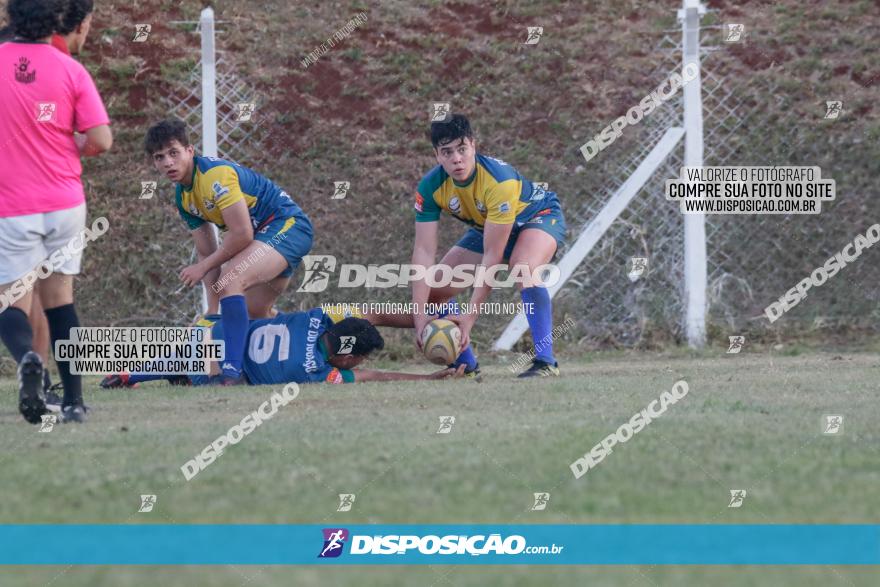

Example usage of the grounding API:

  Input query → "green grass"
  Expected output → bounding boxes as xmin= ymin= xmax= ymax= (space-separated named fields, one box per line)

xmin=1 ymin=352 xmax=878 ymax=585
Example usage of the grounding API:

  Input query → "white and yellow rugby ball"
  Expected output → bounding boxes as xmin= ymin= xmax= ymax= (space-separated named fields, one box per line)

xmin=420 ymin=319 xmax=462 ymax=366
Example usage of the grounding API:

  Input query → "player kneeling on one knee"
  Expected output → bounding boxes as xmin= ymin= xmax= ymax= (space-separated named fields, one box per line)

xmin=144 ymin=119 xmax=314 ymax=385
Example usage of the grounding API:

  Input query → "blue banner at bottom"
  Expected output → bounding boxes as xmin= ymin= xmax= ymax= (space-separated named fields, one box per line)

xmin=1 ymin=525 xmax=878 ymax=565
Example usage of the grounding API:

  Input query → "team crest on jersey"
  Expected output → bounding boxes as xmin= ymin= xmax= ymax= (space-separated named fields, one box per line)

xmin=449 ymin=196 xmax=461 ymax=213
xmin=188 ymin=203 xmax=202 ymax=218
xmin=212 ymin=181 xmax=229 ymax=199
xmin=414 ymin=194 xmax=424 ymax=212
xmin=475 ymin=200 xmax=486 ymax=213
xmin=325 ymin=369 xmax=344 ymax=384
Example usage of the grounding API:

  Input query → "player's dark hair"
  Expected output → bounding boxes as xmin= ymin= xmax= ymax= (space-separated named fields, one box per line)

xmin=144 ymin=119 xmax=191 ymax=155
xmin=327 ymin=318 xmax=385 ymax=357
xmin=6 ymin=0 xmax=65 ymax=41
xmin=431 ymin=114 xmax=474 ymax=148
xmin=57 ymin=0 xmax=93 ymax=35
xmin=0 ymin=25 xmax=15 ymax=43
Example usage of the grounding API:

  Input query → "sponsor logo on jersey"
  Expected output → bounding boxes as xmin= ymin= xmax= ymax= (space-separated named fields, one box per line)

xmin=212 ymin=181 xmax=230 ymax=199
xmin=303 ymin=317 xmax=323 ymax=373
xmin=498 ymin=202 xmax=511 ymax=213
xmin=325 ymin=368 xmax=345 ymax=384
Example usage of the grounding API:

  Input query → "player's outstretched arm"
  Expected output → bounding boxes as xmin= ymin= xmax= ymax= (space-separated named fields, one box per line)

xmin=363 ymin=311 xmax=415 ymax=328
xmin=191 ymin=224 xmax=221 ymax=313
xmin=411 ymin=219 xmax=439 ymax=347
xmin=351 ymin=364 xmax=464 ymax=382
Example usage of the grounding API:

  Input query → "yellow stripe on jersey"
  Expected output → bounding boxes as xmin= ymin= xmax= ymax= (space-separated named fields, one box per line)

xmin=323 ymin=304 xmax=365 ymax=324
xmin=179 ymin=166 xmax=258 ymax=229
xmin=277 ymin=216 xmax=297 ymax=236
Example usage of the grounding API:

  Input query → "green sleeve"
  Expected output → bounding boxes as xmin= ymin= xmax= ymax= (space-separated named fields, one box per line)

xmin=415 ymin=171 xmax=444 ymax=222
xmin=340 ymin=369 xmax=355 ymax=383
xmin=175 ymin=187 xmax=205 ymax=230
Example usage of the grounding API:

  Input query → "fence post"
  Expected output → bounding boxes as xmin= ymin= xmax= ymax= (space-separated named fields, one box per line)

xmin=681 ymin=0 xmax=707 ymax=347
xmin=199 ymin=7 xmax=218 ymax=314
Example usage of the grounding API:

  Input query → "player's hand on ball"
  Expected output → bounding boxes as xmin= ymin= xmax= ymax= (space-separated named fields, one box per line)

xmin=180 ymin=262 xmax=208 ymax=287
xmin=413 ymin=314 xmax=430 ymax=351
xmin=447 ymin=314 xmax=475 ymax=353
xmin=430 ymin=365 xmax=465 ymax=379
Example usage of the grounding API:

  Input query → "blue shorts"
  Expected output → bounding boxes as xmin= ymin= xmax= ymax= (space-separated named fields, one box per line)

xmin=254 ymin=214 xmax=313 ymax=278
xmin=455 ymin=197 xmax=566 ymax=260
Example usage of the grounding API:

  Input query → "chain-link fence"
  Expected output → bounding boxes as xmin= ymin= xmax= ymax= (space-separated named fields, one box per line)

xmin=509 ymin=25 xmax=880 ymax=350
xmin=150 ymin=14 xmax=879 ymax=354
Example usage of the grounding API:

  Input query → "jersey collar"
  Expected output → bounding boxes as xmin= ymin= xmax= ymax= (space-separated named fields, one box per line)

xmin=9 ymin=38 xmax=51 ymax=44
xmin=181 ymin=157 xmax=198 ymax=190
xmin=452 ymin=164 xmax=478 ymax=188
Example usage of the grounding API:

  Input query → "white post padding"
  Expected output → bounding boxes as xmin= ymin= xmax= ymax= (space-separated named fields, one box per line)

xmin=493 ymin=127 xmax=686 ymax=351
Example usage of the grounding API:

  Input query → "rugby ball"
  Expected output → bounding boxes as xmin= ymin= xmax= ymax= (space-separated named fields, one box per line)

xmin=420 ymin=319 xmax=462 ymax=366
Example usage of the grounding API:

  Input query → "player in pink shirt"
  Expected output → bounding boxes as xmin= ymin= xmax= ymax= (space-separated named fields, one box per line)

xmin=0 ymin=0 xmax=111 ymax=424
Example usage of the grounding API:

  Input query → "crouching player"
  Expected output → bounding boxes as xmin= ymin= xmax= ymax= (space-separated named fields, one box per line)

xmin=411 ymin=114 xmax=567 ymax=377
xmin=101 ymin=308 xmax=462 ymax=388
xmin=144 ymin=119 xmax=314 ymax=385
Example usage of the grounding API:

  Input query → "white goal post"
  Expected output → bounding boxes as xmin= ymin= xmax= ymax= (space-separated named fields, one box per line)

xmin=199 ymin=7 xmax=219 ymax=314
xmin=493 ymin=0 xmax=708 ymax=351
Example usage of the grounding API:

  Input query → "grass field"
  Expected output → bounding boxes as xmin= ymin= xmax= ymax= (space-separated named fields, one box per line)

xmin=1 ymin=350 xmax=878 ymax=585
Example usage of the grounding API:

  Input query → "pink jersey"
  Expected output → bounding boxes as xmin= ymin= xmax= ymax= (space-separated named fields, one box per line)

xmin=0 ymin=41 xmax=110 ymax=217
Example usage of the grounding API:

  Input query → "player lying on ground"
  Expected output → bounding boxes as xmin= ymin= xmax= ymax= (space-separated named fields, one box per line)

xmin=100 ymin=308 xmax=463 ymax=389
xmin=411 ymin=114 xmax=567 ymax=378
xmin=143 ymin=119 xmax=314 ymax=386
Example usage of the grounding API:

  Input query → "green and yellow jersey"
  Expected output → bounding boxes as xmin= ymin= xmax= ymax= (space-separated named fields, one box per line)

xmin=176 ymin=155 xmax=305 ymax=232
xmin=414 ymin=153 xmax=557 ymax=228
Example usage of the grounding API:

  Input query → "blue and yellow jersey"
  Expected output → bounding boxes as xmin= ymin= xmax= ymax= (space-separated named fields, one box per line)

xmin=414 ymin=153 xmax=556 ymax=228
xmin=176 ymin=155 xmax=305 ymax=232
